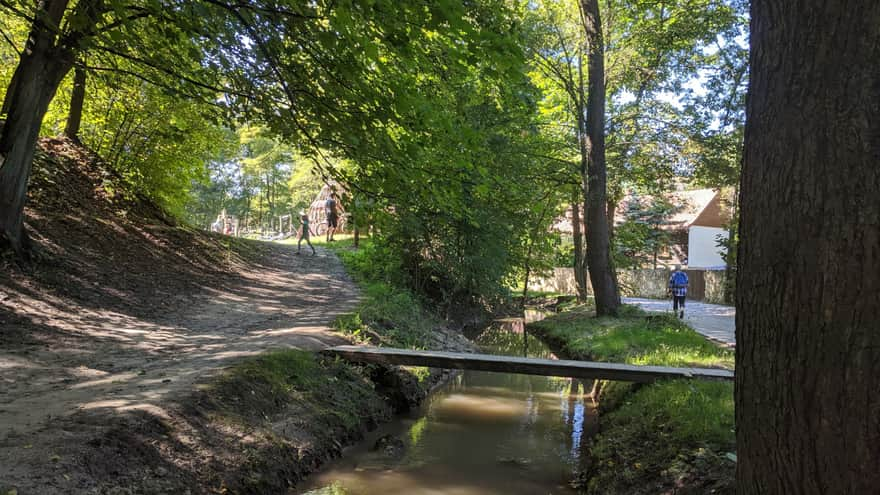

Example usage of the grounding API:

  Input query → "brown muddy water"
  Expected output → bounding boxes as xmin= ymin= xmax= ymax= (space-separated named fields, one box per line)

xmin=298 ymin=310 xmax=597 ymax=495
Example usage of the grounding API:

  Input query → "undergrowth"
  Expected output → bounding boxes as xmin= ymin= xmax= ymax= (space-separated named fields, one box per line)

xmin=529 ymin=304 xmax=735 ymax=494
xmin=327 ymin=239 xmax=438 ymax=349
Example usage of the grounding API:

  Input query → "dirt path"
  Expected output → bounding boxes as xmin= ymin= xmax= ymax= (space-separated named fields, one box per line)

xmin=0 ymin=244 xmax=358 ymax=449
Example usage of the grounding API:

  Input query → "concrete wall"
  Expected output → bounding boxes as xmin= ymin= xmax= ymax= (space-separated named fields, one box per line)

xmin=703 ymin=269 xmax=727 ymax=304
xmin=530 ymin=267 xmax=728 ymax=302
xmin=530 ymin=268 xmax=583 ymax=295
xmin=687 ymin=226 xmax=729 ymax=269
xmin=617 ymin=269 xmax=670 ymax=298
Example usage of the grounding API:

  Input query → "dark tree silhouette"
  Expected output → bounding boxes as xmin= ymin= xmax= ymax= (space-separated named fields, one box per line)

xmin=736 ymin=1 xmax=880 ymax=492
xmin=580 ymin=0 xmax=619 ymax=316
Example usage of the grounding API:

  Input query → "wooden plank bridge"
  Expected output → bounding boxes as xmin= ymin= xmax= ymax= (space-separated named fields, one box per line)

xmin=323 ymin=346 xmax=734 ymax=383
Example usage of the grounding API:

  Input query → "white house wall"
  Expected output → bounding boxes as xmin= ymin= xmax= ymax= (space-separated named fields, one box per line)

xmin=688 ymin=226 xmax=729 ymax=269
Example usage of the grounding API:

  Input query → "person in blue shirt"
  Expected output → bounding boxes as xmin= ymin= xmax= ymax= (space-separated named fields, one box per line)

xmin=668 ymin=265 xmax=689 ymax=319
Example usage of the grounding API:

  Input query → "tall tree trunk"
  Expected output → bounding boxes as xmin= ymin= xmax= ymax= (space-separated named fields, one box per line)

xmin=606 ymin=193 xmax=621 ymax=297
xmin=0 ymin=0 xmax=74 ymax=255
xmin=257 ymin=189 xmax=263 ymax=232
xmin=580 ymin=0 xmax=619 ymax=315
xmin=606 ymin=196 xmax=617 ymax=245
xmin=737 ymin=1 xmax=880 ymax=492
xmin=571 ymin=190 xmax=588 ymax=302
xmin=64 ymin=65 xmax=86 ymax=142
xmin=520 ymin=240 xmax=533 ymax=310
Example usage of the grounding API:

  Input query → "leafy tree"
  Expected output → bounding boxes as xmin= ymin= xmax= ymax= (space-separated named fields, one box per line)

xmin=185 ymin=159 xmax=242 ymax=230
xmin=615 ymin=194 xmax=680 ymax=269
xmin=237 ymin=127 xmax=295 ymax=233
xmin=525 ymin=0 xmax=740 ymax=314
xmin=0 ymin=0 xmax=527 ymax=256
xmin=287 ymin=156 xmax=326 ymax=215
xmin=687 ymin=19 xmax=748 ymax=303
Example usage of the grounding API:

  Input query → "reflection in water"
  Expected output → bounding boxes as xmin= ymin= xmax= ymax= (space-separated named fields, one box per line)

xmin=299 ymin=311 xmax=596 ymax=495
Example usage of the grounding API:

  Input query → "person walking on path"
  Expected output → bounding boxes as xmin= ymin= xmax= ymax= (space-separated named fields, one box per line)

xmin=296 ymin=211 xmax=316 ymax=255
xmin=325 ymin=193 xmax=339 ymax=242
xmin=668 ymin=265 xmax=689 ymax=319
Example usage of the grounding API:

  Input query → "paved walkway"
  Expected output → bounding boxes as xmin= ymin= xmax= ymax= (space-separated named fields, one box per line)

xmin=623 ymin=297 xmax=736 ymax=346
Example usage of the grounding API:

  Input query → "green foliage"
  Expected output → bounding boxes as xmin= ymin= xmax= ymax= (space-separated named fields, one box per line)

xmin=525 ymin=0 xmax=745 ymax=204
xmin=331 ymin=239 xmax=438 ymax=350
xmin=551 ymin=234 xmax=576 ymax=268
xmin=614 ymin=195 xmax=681 ymax=269
xmin=0 ymin=11 xmax=26 ymax=96
xmin=1 ymin=0 xmax=746 ymax=309
xmin=334 ymin=238 xmax=406 ymax=289
xmin=585 ymin=380 xmax=735 ymax=494
xmin=288 ymin=157 xmax=326 ymax=213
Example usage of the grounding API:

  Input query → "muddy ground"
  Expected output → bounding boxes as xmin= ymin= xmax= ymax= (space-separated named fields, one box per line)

xmin=0 ymin=139 xmax=470 ymax=494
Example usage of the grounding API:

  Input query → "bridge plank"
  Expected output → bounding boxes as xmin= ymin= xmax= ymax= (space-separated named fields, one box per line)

xmin=323 ymin=346 xmax=734 ymax=382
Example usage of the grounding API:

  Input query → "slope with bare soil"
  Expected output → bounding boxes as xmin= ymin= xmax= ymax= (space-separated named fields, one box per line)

xmin=0 ymin=138 xmax=378 ymax=493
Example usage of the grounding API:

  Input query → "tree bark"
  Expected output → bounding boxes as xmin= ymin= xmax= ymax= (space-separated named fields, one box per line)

xmin=520 ymin=240 xmax=533 ymax=310
xmin=723 ymin=185 xmax=737 ymax=304
xmin=580 ymin=0 xmax=619 ymax=315
xmin=64 ymin=65 xmax=86 ymax=142
xmin=0 ymin=0 xmax=74 ymax=255
xmin=571 ymin=190 xmax=588 ymax=302
xmin=606 ymin=193 xmax=621 ymax=298
xmin=737 ymin=1 xmax=880 ymax=492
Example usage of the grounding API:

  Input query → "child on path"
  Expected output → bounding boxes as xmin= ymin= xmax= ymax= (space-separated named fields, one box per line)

xmin=296 ymin=211 xmax=316 ymax=255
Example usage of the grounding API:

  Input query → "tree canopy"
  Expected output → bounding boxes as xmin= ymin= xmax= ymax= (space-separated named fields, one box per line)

xmin=0 ymin=0 xmax=746 ymax=305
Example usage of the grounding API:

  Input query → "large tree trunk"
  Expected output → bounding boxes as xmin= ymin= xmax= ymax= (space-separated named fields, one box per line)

xmin=580 ymin=0 xmax=619 ymax=316
xmin=0 ymin=0 xmax=74 ymax=255
xmin=571 ymin=190 xmax=588 ymax=302
xmin=64 ymin=65 xmax=86 ymax=141
xmin=736 ymin=1 xmax=880 ymax=492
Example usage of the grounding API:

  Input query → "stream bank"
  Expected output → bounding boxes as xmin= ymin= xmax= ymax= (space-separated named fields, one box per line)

xmin=27 ymin=317 xmax=478 ymax=495
xmin=527 ymin=304 xmax=736 ymax=494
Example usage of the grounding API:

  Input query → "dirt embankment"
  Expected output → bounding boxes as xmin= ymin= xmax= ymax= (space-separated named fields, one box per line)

xmin=0 ymin=138 xmax=472 ymax=494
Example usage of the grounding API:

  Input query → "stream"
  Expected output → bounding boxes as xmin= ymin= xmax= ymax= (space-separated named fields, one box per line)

xmin=299 ymin=310 xmax=596 ymax=494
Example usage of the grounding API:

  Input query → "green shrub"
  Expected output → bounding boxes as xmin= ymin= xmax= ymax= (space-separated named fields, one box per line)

xmin=328 ymin=239 xmax=439 ymax=349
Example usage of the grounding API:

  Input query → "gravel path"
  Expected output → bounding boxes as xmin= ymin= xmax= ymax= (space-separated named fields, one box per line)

xmin=623 ymin=297 xmax=736 ymax=346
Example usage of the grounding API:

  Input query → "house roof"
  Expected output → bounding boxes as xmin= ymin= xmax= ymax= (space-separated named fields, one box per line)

xmin=660 ymin=188 xmax=724 ymax=230
xmin=552 ymin=188 xmax=726 ymax=234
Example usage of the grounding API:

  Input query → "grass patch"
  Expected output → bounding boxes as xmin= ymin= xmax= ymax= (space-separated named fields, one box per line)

xmin=529 ymin=304 xmax=734 ymax=494
xmin=210 ymin=349 xmax=389 ymax=430
xmin=529 ymin=305 xmax=733 ymax=369
xmin=277 ymin=233 xmax=356 ymax=247
xmin=325 ymin=238 xmax=439 ymax=349
xmin=584 ymin=379 xmax=735 ymax=494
